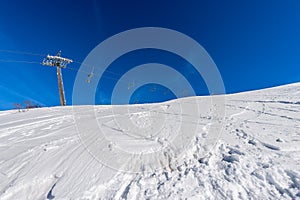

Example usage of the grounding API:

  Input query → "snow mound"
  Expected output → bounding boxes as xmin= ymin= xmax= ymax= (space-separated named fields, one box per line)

xmin=0 ymin=82 xmax=299 ymax=199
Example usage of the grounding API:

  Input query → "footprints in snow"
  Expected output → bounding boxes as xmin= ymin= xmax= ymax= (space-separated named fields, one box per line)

xmin=234 ymin=128 xmax=281 ymax=151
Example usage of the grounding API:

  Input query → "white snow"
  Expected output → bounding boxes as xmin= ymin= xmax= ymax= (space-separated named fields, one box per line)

xmin=0 ymin=83 xmax=299 ymax=199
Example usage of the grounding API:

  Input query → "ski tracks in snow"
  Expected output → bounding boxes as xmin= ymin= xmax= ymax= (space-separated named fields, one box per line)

xmin=0 ymin=83 xmax=299 ymax=199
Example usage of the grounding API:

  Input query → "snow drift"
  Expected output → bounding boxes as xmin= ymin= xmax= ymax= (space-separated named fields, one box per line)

xmin=0 ymin=83 xmax=299 ymax=199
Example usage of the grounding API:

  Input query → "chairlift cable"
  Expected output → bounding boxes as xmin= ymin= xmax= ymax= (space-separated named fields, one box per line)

xmin=72 ymin=60 xmax=130 ymax=79
xmin=0 ymin=58 xmax=125 ymax=82
xmin=0 ymin=59 xmax=41 ymax=64
xmin=0 ymin=49 xmax=45 ymax=57
xmin=0 ymin=50 xmax=133 ymax=83
xmin=0 ymin=49 xmax=130 ymax=79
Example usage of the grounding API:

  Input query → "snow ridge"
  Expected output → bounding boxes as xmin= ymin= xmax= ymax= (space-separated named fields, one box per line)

xmin=0 ymin=83 xmax=299 ymax=199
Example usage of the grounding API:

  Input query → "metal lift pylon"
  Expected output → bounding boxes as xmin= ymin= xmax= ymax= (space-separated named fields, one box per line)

xmin=42 ymin=51 xmax=73 ymax=106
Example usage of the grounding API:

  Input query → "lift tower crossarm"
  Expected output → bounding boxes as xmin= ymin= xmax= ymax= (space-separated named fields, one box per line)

xmin=42 ymin=51 xmax=73 ymax=106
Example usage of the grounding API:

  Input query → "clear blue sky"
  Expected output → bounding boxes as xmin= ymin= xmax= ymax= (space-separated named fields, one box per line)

xmin=0 ymin=0 xmax=299 ymax=110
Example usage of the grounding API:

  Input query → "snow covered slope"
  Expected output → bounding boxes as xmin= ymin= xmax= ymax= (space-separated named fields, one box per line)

xmin=0 ymin=83 xmax=299 ymax=200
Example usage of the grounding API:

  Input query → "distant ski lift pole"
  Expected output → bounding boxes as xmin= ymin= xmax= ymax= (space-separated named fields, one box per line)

xmin=42 ymin=50 xmax=73 ymax=106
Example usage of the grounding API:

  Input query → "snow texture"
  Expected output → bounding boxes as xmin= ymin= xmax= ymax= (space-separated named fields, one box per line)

xmin=0 ymin=83 xmax=299 ymax=199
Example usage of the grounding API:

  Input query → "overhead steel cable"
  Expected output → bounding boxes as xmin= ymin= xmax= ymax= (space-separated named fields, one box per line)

xmin=0 ymin=49 xmax=133 ymax=83
xmin=72 ymin=60 xmax=131 ymax=79
xmin=0 ymin=49 xmax=129 ymax=78
xmin=0 ymin=59 xmax=41 ymax=65
xmin=0 ymin=58 xmax=125 ymax=82
xmin=0 ymin=49 xmax=45 ymax=57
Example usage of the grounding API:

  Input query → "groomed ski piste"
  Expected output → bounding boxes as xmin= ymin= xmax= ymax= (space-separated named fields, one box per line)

xmin=0 ymin=83 xmax=299 ymax=200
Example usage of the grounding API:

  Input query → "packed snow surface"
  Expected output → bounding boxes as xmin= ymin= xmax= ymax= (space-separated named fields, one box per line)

xmin=0 ymin=83 xmax=299 ymax=199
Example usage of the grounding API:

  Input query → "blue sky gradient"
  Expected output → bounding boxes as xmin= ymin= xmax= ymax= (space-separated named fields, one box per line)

xmin=0 ymin=0 xmax=299 ymax=110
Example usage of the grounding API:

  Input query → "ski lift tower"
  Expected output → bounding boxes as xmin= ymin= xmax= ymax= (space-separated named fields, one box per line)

xmin=42 ymin=51 xmax=73 ymax=106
